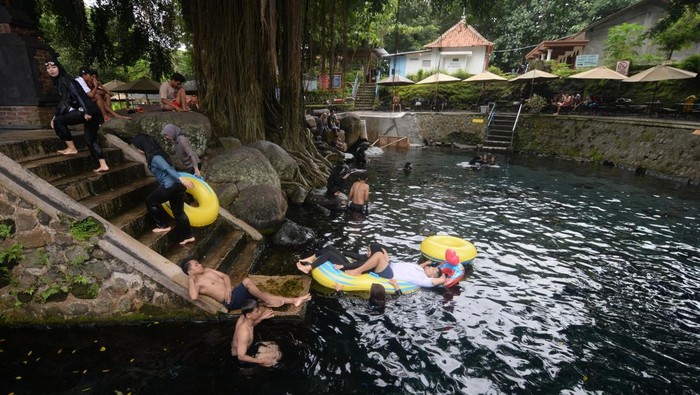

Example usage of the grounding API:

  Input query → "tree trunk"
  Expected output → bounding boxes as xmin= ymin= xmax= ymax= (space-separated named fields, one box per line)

xmin=182 ymin=0 xmax=329 ymax=188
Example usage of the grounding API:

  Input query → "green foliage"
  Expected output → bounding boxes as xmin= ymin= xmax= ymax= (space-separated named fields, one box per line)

xmin=71 ymin=274 xmax=90 ymax=285
xmin=69 ymin=254 xmax=87 ymax=267
xmin=547 ymin=61 xmax=577 ymax=78
xmin=39 ymin=285 xmax=68 ymax=303
xmin=34 ymin=248 xmax=50 ymax=266
xmin=652 ymin=5 xmax=700 ymax=59
xmin=70 ymin=217 xmax=105 ymax=241
xmin=589 ymin=150 xmax=604 ymax=161
xmin=87 ymin=283 xmax=100 ymax=299
xmin=524 ymin=94 xmax=548 ymax=114
xmin=603 ymin=23 xmax=662 ymax=67
xmin=680 ymin=55 xmax=700 ymax=73
xmin=0 ymin=223 xmax=14 ymax=239
xmin=0 ymin=242 xmax=24 ymax=269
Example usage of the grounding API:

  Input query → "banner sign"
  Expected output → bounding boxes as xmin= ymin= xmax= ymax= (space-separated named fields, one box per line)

xmin=575 ymin=54 xmax=599 ymax=68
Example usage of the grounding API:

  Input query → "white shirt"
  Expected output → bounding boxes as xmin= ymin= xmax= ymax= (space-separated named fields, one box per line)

xmin=75 ymin=76 xmax=91 ymax=93
xmin=390 ymin=262 xmax=436 ymax=288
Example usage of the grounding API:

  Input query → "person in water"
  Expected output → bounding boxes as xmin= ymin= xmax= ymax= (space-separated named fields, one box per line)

xmin=325 ymin=163 xmax=350 ymax=199
xmin=182 ymin=258 xmax=311 ymax=311
xmin=131 ymin=134 xmax=195 ymax=245
xmin=45 ymin=59 xmax=109 ymax=173
xmin=368 ymin=283 xmax=387 ymax=309
xmin=161 ymin=124 xmax=202 ymax=177
xmin=231 ymin=299 xmax=281 ymax=368
xmin=347 ymin=172 xmax=369 ymax=213
xmin=403 ymin=162 xmax=413 ymax=174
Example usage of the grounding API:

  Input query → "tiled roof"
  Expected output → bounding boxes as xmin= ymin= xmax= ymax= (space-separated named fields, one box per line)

xmin=424 ymin=20 xmax=493 ymax=48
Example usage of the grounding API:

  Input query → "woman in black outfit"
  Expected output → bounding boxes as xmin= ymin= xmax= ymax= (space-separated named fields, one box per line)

xmin=45 ymin=59 xmax=109 ymax=172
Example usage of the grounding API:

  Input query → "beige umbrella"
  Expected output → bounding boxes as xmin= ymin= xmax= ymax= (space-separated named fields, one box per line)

xmin=463 ymin=71 xmax=509 ymax=108
xmin=111 ymin=78 xmax=161 ymax=94
xmin=623 ymin=64 xmax=697 ymax=82
xmin=102 ymin=79 xmax=126 ymax=90
xmin=509 ymin=69 xmax=559 ymax=98
xmin=463 ymin=71 xmax=508 ymax=83
xmin=376 ymin=74 xmax=415 ymax=86
xmin=416 ymin=72 xmax=461 ymax=85
xmin=569 ymin=66 xmax=627 ymax=80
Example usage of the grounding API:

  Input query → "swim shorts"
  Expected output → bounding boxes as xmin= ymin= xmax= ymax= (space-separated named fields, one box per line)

xmin=224 ymin=283 xmax=252 ymax=310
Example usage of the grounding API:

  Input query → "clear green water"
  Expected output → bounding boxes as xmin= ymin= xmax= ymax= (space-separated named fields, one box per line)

xmin=1 ymin=149 xmax=698 ymax=394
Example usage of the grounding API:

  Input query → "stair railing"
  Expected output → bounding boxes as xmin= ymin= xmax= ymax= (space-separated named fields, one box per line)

xmin=351 ymin=73 xmax=360 ymax=99
xmin=484 ymin=102 xmax=497 ymax=140
xmin=510 ymin=102 xmax=524 ymax=148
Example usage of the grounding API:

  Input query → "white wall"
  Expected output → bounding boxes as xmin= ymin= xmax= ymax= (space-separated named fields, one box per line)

xmin=403 ymin=46 xmax=488 ymax=76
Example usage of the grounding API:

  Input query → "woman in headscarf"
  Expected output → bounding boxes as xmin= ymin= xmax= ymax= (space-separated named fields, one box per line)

xmin=131 ymin=134 xmax=195 ymax=245
xmin=160 ymin=124 xmax=202 ymax=177
xmin=44 ymin=59 xmax=109 ymax=172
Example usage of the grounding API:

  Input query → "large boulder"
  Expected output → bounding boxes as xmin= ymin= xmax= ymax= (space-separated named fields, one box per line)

xmin=271 ymin=220 xmax=316 ymax=247
xmin=206 ymin=146 xmax=281 ymax=191
xmin=247 ymin=140 xmax=299 ymax=182
xmin=231 ymin=184 xmax=288 ymax=233
xmin=339 ymin=113 xmax=363 ymax=147
xmin=101 ymin=111 xmax=211 ymax=157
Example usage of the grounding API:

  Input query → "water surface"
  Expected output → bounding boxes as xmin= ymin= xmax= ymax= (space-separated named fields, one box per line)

xmin=1 ymin=149 xmax=698 ymax=394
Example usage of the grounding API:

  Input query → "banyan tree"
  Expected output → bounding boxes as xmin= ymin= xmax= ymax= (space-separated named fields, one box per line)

xmin=181 ymin=0 xmax=330 ymax=188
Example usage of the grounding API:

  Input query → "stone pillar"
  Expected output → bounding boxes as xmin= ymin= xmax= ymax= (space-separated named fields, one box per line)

xmin=0 ymin=3 xmax=58 ymax=130
xmin=546 ymin=49 xmax=553 ymax=61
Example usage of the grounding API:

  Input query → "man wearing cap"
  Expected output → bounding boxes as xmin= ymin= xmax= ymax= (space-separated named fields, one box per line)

xmin=75 ymin=67 xmax=100 ymax=103
xmin=160 ymin=72 xmax=190 ymax=112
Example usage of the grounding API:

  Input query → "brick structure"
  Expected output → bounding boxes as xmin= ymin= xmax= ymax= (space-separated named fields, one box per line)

xmin=0 ymin=3 xmax=58 ymax=130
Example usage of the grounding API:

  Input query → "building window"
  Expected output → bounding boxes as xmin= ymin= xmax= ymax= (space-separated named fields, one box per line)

xmin=421 ymin=60 xmax=431 ymax=68
xmin=410 ymin=58 xmax=419 ymax=61
xmin=452 ymin=58 xmax=459 ymax=62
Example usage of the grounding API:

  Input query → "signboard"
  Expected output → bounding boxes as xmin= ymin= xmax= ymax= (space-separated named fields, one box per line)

xmin=575 ymin=54 xmax=599 ymax=68
xmin=616 ymin=60 xmax=630 ymax=76
xmin=331 ymin=73 xmax=342 ymax=89
xmin=318 ymin=74 xmax=330 ymax=89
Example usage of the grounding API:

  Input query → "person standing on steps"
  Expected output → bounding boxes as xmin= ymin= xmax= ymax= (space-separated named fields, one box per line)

xmin=161 ymin=124 xmax=202 ymax=177
xmin=45 ymin=59 xmax=109 ymax=173
xmin=131 ymin=134 xmax=195 ymax=246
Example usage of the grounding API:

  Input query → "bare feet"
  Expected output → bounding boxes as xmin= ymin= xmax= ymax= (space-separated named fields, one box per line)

xmin=293 ymin=294 xmax=312 ymax=307
xmin=152 ymin=226 xmax=172 ymax=233
xmin=179 ymin=236 xmax=196 ymax=246
xmin=57 ymin=148 xmax=78 ymax=155
xmin=334 ymin=283 xmax=344 ymax=292
xmin=296 ymin=261 xmax=312 ymax=274
xmin=333 ymin=264 xmax=344 ymax=270
xmin=93 ymin=166 xmax=109 ymax=173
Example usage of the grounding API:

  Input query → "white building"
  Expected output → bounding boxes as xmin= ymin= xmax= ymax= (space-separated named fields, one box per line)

xmin=385 ymin=17 xmax=493 ymax=77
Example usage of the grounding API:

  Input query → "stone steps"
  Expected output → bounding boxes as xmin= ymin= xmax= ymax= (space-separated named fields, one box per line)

xmin=1 ymin=129 xmax=276 ymax=315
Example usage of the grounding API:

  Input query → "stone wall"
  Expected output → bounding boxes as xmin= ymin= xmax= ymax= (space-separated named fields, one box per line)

xmin=0 ymin=184 xmax=192 ymax=325
xmin=358 ymin=111 xmax=699 ymax=184
xmin=516 ymin=115 xmax=700 ymax=184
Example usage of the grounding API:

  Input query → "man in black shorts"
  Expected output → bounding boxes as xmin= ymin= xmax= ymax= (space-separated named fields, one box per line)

xmin=181 ymin=259 xmax=311 ymax=310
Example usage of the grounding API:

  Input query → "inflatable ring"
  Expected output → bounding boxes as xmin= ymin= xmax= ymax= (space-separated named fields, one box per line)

xmin=163 ymin=172 xmax=219 ymax=227
xmin=311 ymin=262 xmax=419 ymax=294
xmin=420 ymin=235 xmax=477 ymax=265
xmin=438 ymin=261 xmax=465 ymax=288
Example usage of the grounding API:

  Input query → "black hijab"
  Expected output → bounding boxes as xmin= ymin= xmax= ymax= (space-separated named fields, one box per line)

xmin=131 ymin=134 xmax=173 ymax=166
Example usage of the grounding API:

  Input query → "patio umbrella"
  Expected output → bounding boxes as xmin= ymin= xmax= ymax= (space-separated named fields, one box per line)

xmin=111 ymin=78 xmax=161 ymax=94
xmin=376 ymin=74 xmax=415 ymax=86
xmin=463 ymin=71 xmax=508 ymax=108
xmin=509 ymin=69 xmax=559 ymax=98
xmin=111 ymin=78 xmax=161 ymax=104
xmin=101 ymin=79 xmax=126 ymax=101
xmin=416 ymin=72 xmax=461 ymax=85
xmin=622 ymin=64 xmax=697 ymax=111
xmin=569 ymin=66 xmax=627 ymax=80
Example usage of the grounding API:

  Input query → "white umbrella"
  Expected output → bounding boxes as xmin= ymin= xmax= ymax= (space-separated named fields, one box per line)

xmin=416 ymin=72 xmax=461 ymax=85
xmin=509 ymin=69 xmax=559 ymax=98
xmin=569 ymin=66 xmax=627 ymax=80
xmin=376 ymin=74 xmax=415 ymax=86
xmin=623 ymin=64 xmax=697 ymax=109
xmin=464 ymin=71 xmax=509 ymax=107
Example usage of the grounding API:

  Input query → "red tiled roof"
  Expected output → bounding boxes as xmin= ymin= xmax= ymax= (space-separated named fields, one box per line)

xmin=424 ymin=20 xmax=493 ymax=48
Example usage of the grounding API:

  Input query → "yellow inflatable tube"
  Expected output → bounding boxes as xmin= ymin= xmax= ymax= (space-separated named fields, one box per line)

xmin=420 ymin=235 xmax=477 ymax=265
xmin=163 ymin=172 xmax=219 ymax=227
xmin=311 ymin=262 xmax=420 ymax=294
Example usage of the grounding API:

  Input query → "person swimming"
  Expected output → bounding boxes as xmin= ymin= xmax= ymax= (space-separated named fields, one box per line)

xmin=403 ymin=162 xmax=413 ymax=174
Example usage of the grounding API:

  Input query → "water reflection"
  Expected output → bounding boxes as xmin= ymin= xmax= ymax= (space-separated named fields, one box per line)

xmin=1 ymin=149 xmax=699 ymax=394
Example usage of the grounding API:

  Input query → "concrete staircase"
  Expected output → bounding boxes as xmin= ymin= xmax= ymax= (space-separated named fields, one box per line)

xmin=0 ymin=129 xmax=292 ymax=315
xmin=484 ymin=112 xmax=518 ymax=150
xmin=354 ymin=83 xmax=376 ymax=111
